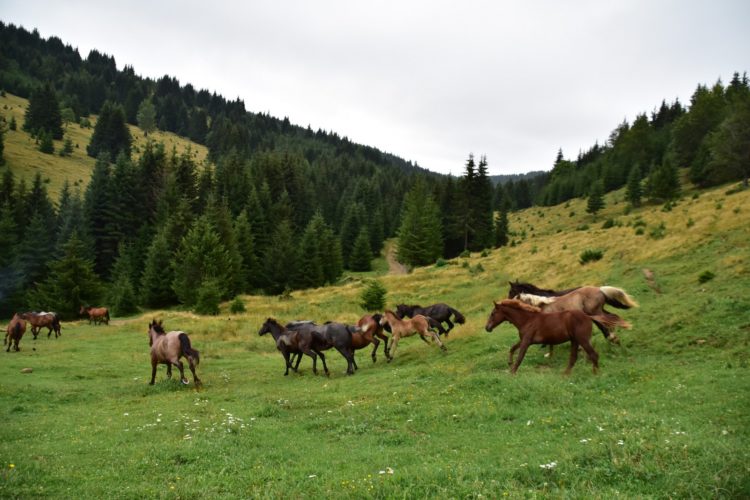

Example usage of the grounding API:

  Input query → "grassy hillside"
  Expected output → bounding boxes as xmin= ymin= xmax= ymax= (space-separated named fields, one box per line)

xmin=1 ymin=92 xmax=209 ymax=200
xmin=1 ymin=172 xmax=748 ymax=497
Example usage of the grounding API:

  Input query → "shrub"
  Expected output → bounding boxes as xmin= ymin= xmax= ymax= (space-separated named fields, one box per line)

xmin=434 ymin=258 xmax=447 ymax=268
xmin=459 ymin=250 xmax=471 ymax=258
xmin=698 ymin=271 xmax=715 ymax=284
xmin=579 ymin=249 xmax=604 ymax=265
xmin=470 ymin=263 xmax=485 ymax=275
xmin=686 ymin=218 xmax=695 ymax=228
xmin=230 ymin=297 xmax=246 ymax=314
xmin=194 ymin=279 xmax=221 ymax=315
xmin=480 ymin=249 xmax=490 ymax=258
xmin=359 ymin=279 xmax=386 ymax=312
xmin=649 ymin=222 xmax=666 ymax=239
xmin=576 ymin=224 xmax=589 ymax=231
xmin=602 ymin=218 xmax=616 ymax=229
xmin=635 ymin=227 xmax=645 ymax=235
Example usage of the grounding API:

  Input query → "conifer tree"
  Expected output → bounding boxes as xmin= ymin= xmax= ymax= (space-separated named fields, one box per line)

xmin=262 ymin=220 xmax=298 ymax=295
xmin=38 ymin=130 xmax=54 ymax=154
xmin=87 ymin=101 xmax=132 ymax=159
xmin=297 ymin=214 xmax=326 ymax=289
xmin=84 ymin=153 xmax=118 ymax=277
xmin=473 ymin=155 xmax=495 ymax=250
xmin=586 ymin=180 xmax=605 ymax=216
xmin=340 ymin=202 xmax=366 ymax=268
xmin=234 ymin=210 xmax=259 ymax=291
xmin=140 ymin=227 xmax=177 ymax=308
xmin=321 ymin=225 xmax=343 ymax=285
xmin=136 ymin=97 xmax=156 ymax=136
xmin=494 ymin=208 xmax=509 ymax=248
xmin=649 ymin=158 xmax=680 ymax=202
xmin=349 ymin=226 xmax=373 ymax=272
xmin=23 ymin=82 xmax=63 ymax=139
xmin=29 ymin=232 xmax=101 ymax=320
xmin=106 ymin=244 xmax=139 ymax=316
xmin=397 ymin=180 xmax=443 ymax=267
xmin=626 ymin=165 xmax=643 ymax=207
xmin=205 ymin=196 xmax=244 ymax=295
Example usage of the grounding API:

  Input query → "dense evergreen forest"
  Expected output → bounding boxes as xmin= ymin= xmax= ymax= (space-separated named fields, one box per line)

xmin=0 ymin=21 xmax=748 ymax=319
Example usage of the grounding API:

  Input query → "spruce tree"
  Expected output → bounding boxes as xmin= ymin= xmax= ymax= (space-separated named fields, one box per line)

xmin=136 ymin=98 xmax=156 ymax=136
xmin=649 ymin=158 xmax=680 ymax=201
xmin=397 ymin=181 xmax=443 ymax=267
xmin=626 ymin=165 xmax=643 ymax=207
xmin=140 ymin=227 xmax=177 ymax=308
xmin=473 ymin=155 xmax=495 ymax=250
xmin=262 ymin=220 xmax=299 ymax=295
xmin=23 ymin=82 xmax=63 ymax=139
xmin=340 ymin=202 xmax=366 ymax=268
xmin=297 ymin=214 xmax=326 ymax=289
xmin=234 ymin=210 xmax=259 ymax=292
xmin=38 ymin=130 xmax=54 ymax=154
xmin=586 ymin=180 xmax=605 ymax=216
xmin=494 ymin=208 xmax=509 ymax=248
xmin=349 ymin=226 xmax=373 ymax=272
xmin=87 ymin=101 xmax=132 ymax=159
xmin=321 ymin=225 xmax=343 ymax=284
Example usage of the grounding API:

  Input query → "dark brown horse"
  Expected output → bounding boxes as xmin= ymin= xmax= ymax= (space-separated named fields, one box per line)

xmin=508 ymin=281 xmax=637 ymax=344
xmin=258 ymin=318 xmax=329 ymax=376
xmin=286 ymin=321 xmax=357 ymax=375
xmin=379 ymin=309 xmax=446 ymax=362
xmin=19 ymin=311 xmax=61 ymax=339
xmin=395 ymin=303 xmax=465 ymax=336
xmin=80 ymin=306 xmax=110 ymax=325
xmin=354 ymin=313 xmax=391 ymax=363
xmin=147 ymin=320 xmax=201 ymax=386
xmin=485 ymin=299 xmax=630 ymax=375
xmin=5 ymin=314 xmax=26 ymax=352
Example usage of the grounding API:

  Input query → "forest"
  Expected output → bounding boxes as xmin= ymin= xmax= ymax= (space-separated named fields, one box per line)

xmin=0 ymin=21 xmax=748 ymax=319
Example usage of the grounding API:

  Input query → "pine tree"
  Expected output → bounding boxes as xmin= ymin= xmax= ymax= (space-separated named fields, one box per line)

xmin=626 ymin=165 xmax=642 ymax=207
xmin=23 ymin=82 xmax=63 ymax=139
xmin=586 ymin=180 xmax=605 ymax=216
xmin=28 ymin=232 xmax=101 ymax=320
xmin=140 ymin=227 xmax=177 ymax=308
xmin=359 ymin=279 xmax=387 ymax=312
xmin=234 ymin=210 xmax=259 ymax=292
xmin=349 ymin=226 xmax=372 ymax=271
xmin=473 ymin=155 xmax=495 ymax=250
xmin=707 ymin=99 xmax=750 ymax=186
xmin=397 ymin=180 xmax=443 ymax=267
xmin=136 ymin=97 xmax=156 ymax=136
xmin=649 ymin=158 xmax=680 ymax=202
xmin=297 ymin=214 xmax=326 ymax=289
xmin=262 ymin=220 xmax=298 ymax=295
xmin=321 ymin=225 xmax=343 ymax=284
xmin=84 ymin=153 xmax=118 ymax=277
xmin=494 ymin=208 xmax=509 ymax=248
xmin=59 ymin=136 xmax=74 ymax=156
xmin=87 ymin=101 xmax=132 ymax=159
xmin=38 ymin=130 xmax=54 ymax=154
xmin=339 ymin=202 xmax=366 ymax=268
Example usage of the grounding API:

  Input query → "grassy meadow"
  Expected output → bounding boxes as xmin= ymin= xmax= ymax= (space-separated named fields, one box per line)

xmin=1 ymin=92 xmax=208 ymax=200
xmin=1 ymin=172 xmax=749 ymax=497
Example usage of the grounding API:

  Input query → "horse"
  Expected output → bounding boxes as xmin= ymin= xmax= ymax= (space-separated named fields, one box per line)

xmin=379 ymin=309 xmax=446 ymax=362
xmin=286 ymin=321 xmax=356 ymax=375
xmin=80 ymin=306 xmax=110 ymax=325
xmin=258 ymin=318 xmax=330 ymax=376
xmin=507 ymin=281 xmax=637 ymax=344
xmin=354 ymin=313 xmax=391 ymax=363
xmin=147 ymin=319 xmax=201 ymax=386
xmin=484 ymin=299 xmax=630 ymax=375
xmin=19 ymin=311 xmax=61 ymax=339
xmin=5 ymin=314 xmax=26 ymax=352
xmin=396 ymin=303 xmax=465 ymax=336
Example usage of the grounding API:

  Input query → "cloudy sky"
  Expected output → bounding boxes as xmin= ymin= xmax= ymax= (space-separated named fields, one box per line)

xmin=3 ymin=1 xmax=749 ymax=175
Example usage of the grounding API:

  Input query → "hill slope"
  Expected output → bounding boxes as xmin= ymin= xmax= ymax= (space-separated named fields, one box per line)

xmin=0 ymin=178 xmax=748 ymax=497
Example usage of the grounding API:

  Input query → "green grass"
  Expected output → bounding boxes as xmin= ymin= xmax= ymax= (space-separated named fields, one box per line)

xmin=2 ymin=182 xmax=749 ymax=497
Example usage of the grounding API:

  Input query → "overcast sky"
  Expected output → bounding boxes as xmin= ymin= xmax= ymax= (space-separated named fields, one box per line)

xmin=3 ymin=1 xmax=749 ymax=175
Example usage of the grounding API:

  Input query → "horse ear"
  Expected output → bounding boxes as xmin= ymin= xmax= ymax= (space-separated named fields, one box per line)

xmin=493 ymin=300 xmax=499 ymax=306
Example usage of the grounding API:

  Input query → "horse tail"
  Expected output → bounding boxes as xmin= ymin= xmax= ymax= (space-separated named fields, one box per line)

xmin=105 ymin=309 xmax=111 ymax=323
xmin=590 ymin=313 xmax=632 ymax=332
xmin=450 ymin=307 xmax=466 ymax=324
xmin=600 ymin=286 xmax=639 ymax=309
xmin=178 ymin=333 xmax=200 ymax=366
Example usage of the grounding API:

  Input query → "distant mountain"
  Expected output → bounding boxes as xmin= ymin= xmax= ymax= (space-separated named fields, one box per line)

xmin=490 ymin=171 xmax=547 ymax=185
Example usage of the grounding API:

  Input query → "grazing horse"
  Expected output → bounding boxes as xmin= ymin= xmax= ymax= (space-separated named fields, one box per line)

xmin=147 ymin=320 xmax=201 ymax=386
xmin=379 ymin=310 xmax=446 ymax=362
xmin=19 ymin=311 xmax=61 ymax=339
xmin=80 ymin=306 xmax=110 ymax=325
xmin=396 ymin=303 xmax=465 ymax=336
xmin=485 ymin=299 xmax=630 ymax=375
xmin=5 ymin=314 xmax=26 ymax=352
xmin=286 ymin=321 xmax=357 ymax=375
xmin=258 ymin=318 xmax=329 ymax=376
xmin=354 ymin=313 xmax=391 ymax=363
xmin=508 ymin=281 xmax=637 ymax=344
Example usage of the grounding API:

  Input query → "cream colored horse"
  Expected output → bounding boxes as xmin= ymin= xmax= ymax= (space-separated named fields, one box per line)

xmin=148 ymin=320 xmax=201 ymax=385
xmin=379 ymin=310 xmax=446 ymax=362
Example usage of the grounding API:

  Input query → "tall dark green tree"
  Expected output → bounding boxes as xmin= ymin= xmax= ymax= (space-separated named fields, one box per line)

xmin=23 ymin=81 xmax=63 ymax=139
xmin=648 ymin=157 xmax=680 ymax=202
xmin=626 ymin=164 xmax=643 ymax=207
xmin=707 ymin=99 xmax=750 ymax=186
xmin=297 ymin=214 xmax=326 ymax=289
xmin=140 ymin=226 xmax=177 ymax=308
xmin=262 ymin=220 xmax=299 ymax=295
xmin=84 ymin=153 xmax=118 ymax=277
xmin=493 ymin=208 xmax=509 ymax=248
xmin=397 ymin=180 xmax=443 ymax=267
xmin=586 ymin=180 xmax=605 ymax=216
xmin=473 ymin=155 xmax=495 ymax=250
xmin=136 ymin=97 xmax=156 ymax=136
xmin=234 ymin=210 xmax=259 ymax=292
xmin=87 ymin=101 xmax=132 ymax=159
xmin=349 ymin=226 xmax=372 ymax=272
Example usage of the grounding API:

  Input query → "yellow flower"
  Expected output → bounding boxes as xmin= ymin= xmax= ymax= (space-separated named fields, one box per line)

xmin=9 ymin=464 xmax=15 ymax=468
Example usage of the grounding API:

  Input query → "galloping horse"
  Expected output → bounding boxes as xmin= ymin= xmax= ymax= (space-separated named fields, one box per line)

xmin=147 ymin=320 xmax=201 ymax=386
xmin=80 ymin=306 xmax=110 ymax=325
xmin=19 ymin=311 xmax=61 ymax=339
xmin=5 ymin=314 xmax=26 ymax=352
xmin=396 ymin=303 xmax=465 ymax=336
xmin=379 ymin=310 xmax=446 ymax=362
xmin=259 ymin=318 xmax=329 ymax=376
xmin=286 ymin=321 xmax=356 ymax=375
xmin=485 ymin=299 xmax=630 ymax=375
xmin=354 ymin=313 xmax=391 ymax=363
xmin=508 ymin=281 xmax=637 ymax=344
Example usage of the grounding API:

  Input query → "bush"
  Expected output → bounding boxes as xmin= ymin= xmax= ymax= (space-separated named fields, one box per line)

xmin=686 ymin=218 xmax=695 ymax=228
xmin=579 ymin=249 xmax=604 ymax=265
xmin=480 ymin=249 xmax=490 ymax=258
xmin=602 ymin=218 xmax=617 ymax=229
xmin=576 ymin=224 xmax=589 ymax=231
xmin=230 ymin=297 xmax=246 ymax=314
xmin=359 ymin=279 xmax=386 ymax=312
xmin=470 ymin=263 xmax=485 ymax=275
xmin=635 ymin=227 xmax=645 ymax=235
xmin=459 ymin=249 xmax=471 ymax=258
xmin=434 ymin=258 xmax=447 ymax=268
xmin=698 ymin=271 xmax=715 ymax=284
xmin=649 ymin=222 xmax=666 ymax=240
xmin=194 ymin=279 xmax=221 ymax=315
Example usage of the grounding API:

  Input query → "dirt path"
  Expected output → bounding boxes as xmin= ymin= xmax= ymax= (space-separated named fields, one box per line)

xmin=385 ymin=240 xmax=409 ymax=275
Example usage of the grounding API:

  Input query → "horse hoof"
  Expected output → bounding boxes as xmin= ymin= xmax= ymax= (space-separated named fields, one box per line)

xmin=181 ymin=379 xmax=189 ymax=385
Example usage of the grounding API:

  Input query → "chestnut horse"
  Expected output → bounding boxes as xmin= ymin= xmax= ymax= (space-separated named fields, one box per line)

xmin=379 ymin=309 xmax=446 ymax=362
xmin=5 ymin=314 xmax=26 ymax=352
xmin=485 ymin=299 xmax=630 ymax=375
xmin=19 ymin=311 xmax=61 ymax=339
xmin=354 ymin=313 xmax=391 ymax=363
xmin=147 ymin=320 xmax=201 ymax=385
xmin=395 ymin=303 xmax=465 ymax=336
xmin=80 ymin=306 xmax=110 ymax=325
xmin=508 ymin=281 xmax=637 ymax=344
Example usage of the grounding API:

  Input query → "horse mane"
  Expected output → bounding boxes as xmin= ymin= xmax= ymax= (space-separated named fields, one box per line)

xmin=518 ymin=293 xmax=557 ymax=307
xmin=500 ymin=299 xmax=542 ymax=313
xmin=511 ymin=281 xmax=580 ymax=297
xmin=151 ymin=320 xmax=166 ymax=334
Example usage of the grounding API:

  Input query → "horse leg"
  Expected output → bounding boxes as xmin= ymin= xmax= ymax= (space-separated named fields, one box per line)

xmin=175 ymin=360 xmax=188 ymax=384
xmin=510 ymin=338 xmax=532 ymax=374
xmin=149 ymin=360 xmax=158 ymax=385
xmin=32 ymin=327 xmax=38 ymax=340
xmin=508 ymin=341 xmax=521 ymax=365
xmin=564 ymin=341 xmax=579 ymax=375
xmin=315 ymin=350 xmax=329 ymax=376
xmin=335 ymin=346 xmax=355 ymax=375
xmin=387 ymin=335 xmax=401 ymax=362
xmin=188 ymin=356 xmax=201 ymax=385
xmin=431 ymin=331 xmax=447 ymax=351
xmin=281 ymin=349 xmax=291 ymax=376
xmin=371 ymin=337 xmax=380 ymax=363
xmin=580 ymin=340 xmax=600 ymax=374
xmin=166 ymin=364 xmax=173 ymax=379
xmin=445 ymin=319 xmax=454 ymax=335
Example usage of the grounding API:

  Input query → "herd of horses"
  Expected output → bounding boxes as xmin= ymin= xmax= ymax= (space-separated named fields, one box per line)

xmin=3 ymin=306 xmax=109 ymax=352
xmin=4 ymin=280 xmax=638 ymax=383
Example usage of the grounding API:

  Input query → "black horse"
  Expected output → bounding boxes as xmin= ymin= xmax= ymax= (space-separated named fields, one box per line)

xmin=507 ymin=280 xmax=581 ymax=300
xmin=258 ymin=318 xmax=330 ymax=376
xmin=286 ymin=320 xmax=357 ymax=375
xmin=395 ymin=303 xmax=465 ymax=336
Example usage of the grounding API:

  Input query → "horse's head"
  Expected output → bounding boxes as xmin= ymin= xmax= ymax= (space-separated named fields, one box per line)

xmin=395 ymin=304 xmax=411 ymax=319
xmin=379 ymin=311 xmax=393 ymax=327
xmin=258 ymin=318 xmax=277 ymax=336
xmin=507 ymin=280 xmax=521 ymax=299
xmin=485 ymin=301 xmax=507 ymax=332
xmin=148 ymin=319 xmax=165 ymax=346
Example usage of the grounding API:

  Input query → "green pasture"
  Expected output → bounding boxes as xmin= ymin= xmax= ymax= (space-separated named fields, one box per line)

xmin=2 ymin=182 xmax=749 ymax=498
